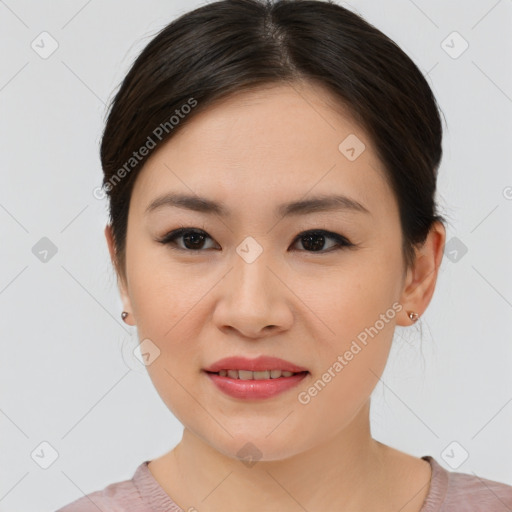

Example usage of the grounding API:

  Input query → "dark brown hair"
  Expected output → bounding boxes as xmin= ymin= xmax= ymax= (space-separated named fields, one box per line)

xmin=100 ymin=0 xmax=446 ymax=281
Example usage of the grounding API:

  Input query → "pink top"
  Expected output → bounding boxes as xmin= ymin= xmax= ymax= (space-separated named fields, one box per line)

xmin=56 ymin=455 xmax=512 ymax=511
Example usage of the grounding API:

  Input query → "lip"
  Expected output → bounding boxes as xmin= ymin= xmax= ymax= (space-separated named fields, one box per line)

xmin=205 ymin=371 xmax=309 ymax=400
xmin=203 ymin=356 xmax=309 ymax=400
xmin=203 ymin=356 xmax=309 ymax=373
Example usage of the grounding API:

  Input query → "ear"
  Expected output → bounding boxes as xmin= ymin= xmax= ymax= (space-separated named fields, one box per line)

xmin=104 ymin=224 xmax=136 ymax=326
xmin=397 ymin=221 xmax=446 ymax=326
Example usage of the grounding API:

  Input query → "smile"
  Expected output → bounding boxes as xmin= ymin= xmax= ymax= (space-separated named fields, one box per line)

xmin=211 ymin=369 xmax=303 ymax=379
xmin=204 ymin=370 xmax=309 ymax=399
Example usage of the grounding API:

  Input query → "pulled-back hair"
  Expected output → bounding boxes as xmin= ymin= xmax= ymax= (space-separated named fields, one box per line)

xmin=100 ymin=0 xmax=446 ymax=280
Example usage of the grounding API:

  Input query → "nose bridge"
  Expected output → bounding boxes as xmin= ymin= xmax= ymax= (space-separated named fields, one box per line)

xmin=232 ymin=239 xmax=275 ymax=306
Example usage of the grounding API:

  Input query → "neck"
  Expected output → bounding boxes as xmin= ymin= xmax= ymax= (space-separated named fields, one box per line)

xmin=157 ymin=400 xmax=401 ymax=512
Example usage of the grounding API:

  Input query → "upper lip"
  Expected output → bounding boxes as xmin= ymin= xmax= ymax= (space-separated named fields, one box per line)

xmin=203 ymin=356 xmax=308 ymax=373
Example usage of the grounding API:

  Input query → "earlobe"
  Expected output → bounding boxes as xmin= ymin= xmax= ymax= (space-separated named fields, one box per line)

xmin=397 ymin=221 xmax=446 ymax=326
xmin=104 ymin=224 xmax=136 ymax=326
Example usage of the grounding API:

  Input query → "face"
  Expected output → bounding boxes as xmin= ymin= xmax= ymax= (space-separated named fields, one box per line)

xmin=109 ymin=82 xmax=415 ymax=461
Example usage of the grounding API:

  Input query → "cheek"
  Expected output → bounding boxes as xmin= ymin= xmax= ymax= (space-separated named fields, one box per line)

xmin=294 ymin=246 xmax=403 ymax=409
xmin=125 ymin=241 xmax=219 ymax=357
xmin=302 ymin=250 xmax=402 ymax=344
xmin=127 ymin=241 xmax=205 ymax=336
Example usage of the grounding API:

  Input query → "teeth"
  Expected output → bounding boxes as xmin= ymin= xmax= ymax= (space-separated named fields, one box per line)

xmin=238 ymin=370 xmax=254 ymax=380
xmin=216 ymin=369 xmax=300 ymax=379
xmin=253 ymin=370 xmax=270 ymax=380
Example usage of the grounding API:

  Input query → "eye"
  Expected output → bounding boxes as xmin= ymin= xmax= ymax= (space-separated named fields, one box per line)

xmin=158 ymin=227 xmax=354 ymax=253
xmin=290 ymin=229 xmax=354 ymax=253
xmin=158 ymin=227 xmax=219 ymax=251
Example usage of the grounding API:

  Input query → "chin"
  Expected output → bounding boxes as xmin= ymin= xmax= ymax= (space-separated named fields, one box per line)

xmin=205 ymin=429 xmax=310 ymax=465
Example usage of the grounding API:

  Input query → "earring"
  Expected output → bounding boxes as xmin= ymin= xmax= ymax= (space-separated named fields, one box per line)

xmin=407 ymin=311 xmax=419 ymax=323
xmin=121 ymin=311 xmax=129 ymax=323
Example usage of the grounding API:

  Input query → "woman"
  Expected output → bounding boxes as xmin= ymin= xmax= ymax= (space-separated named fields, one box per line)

xmin=57 ymin=0 xmax=512 ymax=510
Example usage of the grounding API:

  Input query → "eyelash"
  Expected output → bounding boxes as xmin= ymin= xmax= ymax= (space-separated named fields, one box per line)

xmin=157 ymin=227 xmax=354 ymax=254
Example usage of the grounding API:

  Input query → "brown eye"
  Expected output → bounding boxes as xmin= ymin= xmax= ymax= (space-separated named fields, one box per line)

xmin=159 ymin=228 xmax=218 ymax=251
xmin=159 ymin=227 xmax=353 ymax=254
xmin=291 ymin=230 xmax=353 ymax=253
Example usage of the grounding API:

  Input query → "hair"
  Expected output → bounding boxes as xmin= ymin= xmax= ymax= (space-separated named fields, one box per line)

xmin=100 ymin=0 xmax=446 ymax=283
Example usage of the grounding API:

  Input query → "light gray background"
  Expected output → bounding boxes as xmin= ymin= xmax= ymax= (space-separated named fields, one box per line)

xmin=1 ymin=0 xmax=511 ymax=510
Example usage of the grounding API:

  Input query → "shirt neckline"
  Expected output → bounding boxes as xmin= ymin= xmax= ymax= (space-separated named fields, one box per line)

xmin=133 ymin=455 xmax=448 ymax=512
xmin=419 ymin=455 xmax=449 ymax=511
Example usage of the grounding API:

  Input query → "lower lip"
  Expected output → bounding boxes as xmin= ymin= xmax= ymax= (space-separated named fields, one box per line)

xmin=204 ymin=371 xmax=309 ymax=400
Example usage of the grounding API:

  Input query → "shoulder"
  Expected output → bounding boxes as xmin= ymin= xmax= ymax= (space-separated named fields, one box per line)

xmin=55 ymin=462 xmax=148 ymax=512
xmin=445 ymin=468 xmax=512 ymax=509
xmin=423 ymin=456 xmax=512 ymax=511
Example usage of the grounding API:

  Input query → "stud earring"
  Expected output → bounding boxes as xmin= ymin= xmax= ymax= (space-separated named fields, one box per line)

xmin=121 ymin=311 xmax=129 ymax=323
xmin=407 ymin=311 xmax=419 ymax=323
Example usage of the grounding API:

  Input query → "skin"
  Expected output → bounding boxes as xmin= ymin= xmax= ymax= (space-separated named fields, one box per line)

xmin=105 ymin=81 xmax=446 ymax=512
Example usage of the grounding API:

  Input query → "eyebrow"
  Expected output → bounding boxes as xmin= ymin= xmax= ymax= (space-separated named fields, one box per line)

xmin=145 ymin=192 xmax=371 ymax=217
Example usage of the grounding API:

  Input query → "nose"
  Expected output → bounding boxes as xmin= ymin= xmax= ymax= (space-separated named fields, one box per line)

xmin=212 ymin=250 xmax=294 ymax=339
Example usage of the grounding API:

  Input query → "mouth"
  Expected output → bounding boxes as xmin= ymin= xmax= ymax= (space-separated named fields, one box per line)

xmin=203 ymin=355 xmax=310 ymax=399
xmin=205 ymin=369 xmax=308 ymax=379
xmin=203 ymin=369 xmax=310 ymax=400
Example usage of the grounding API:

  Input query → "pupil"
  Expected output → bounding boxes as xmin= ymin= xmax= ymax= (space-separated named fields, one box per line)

xmin=302 ymin=233 xmax=324 ymax=251
xmin=184 ymin=231 xmax=205 ymax=249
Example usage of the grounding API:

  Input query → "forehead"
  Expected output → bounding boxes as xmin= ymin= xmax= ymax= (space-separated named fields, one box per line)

xmin=130 ymin=82 xmax=396 ymax=223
